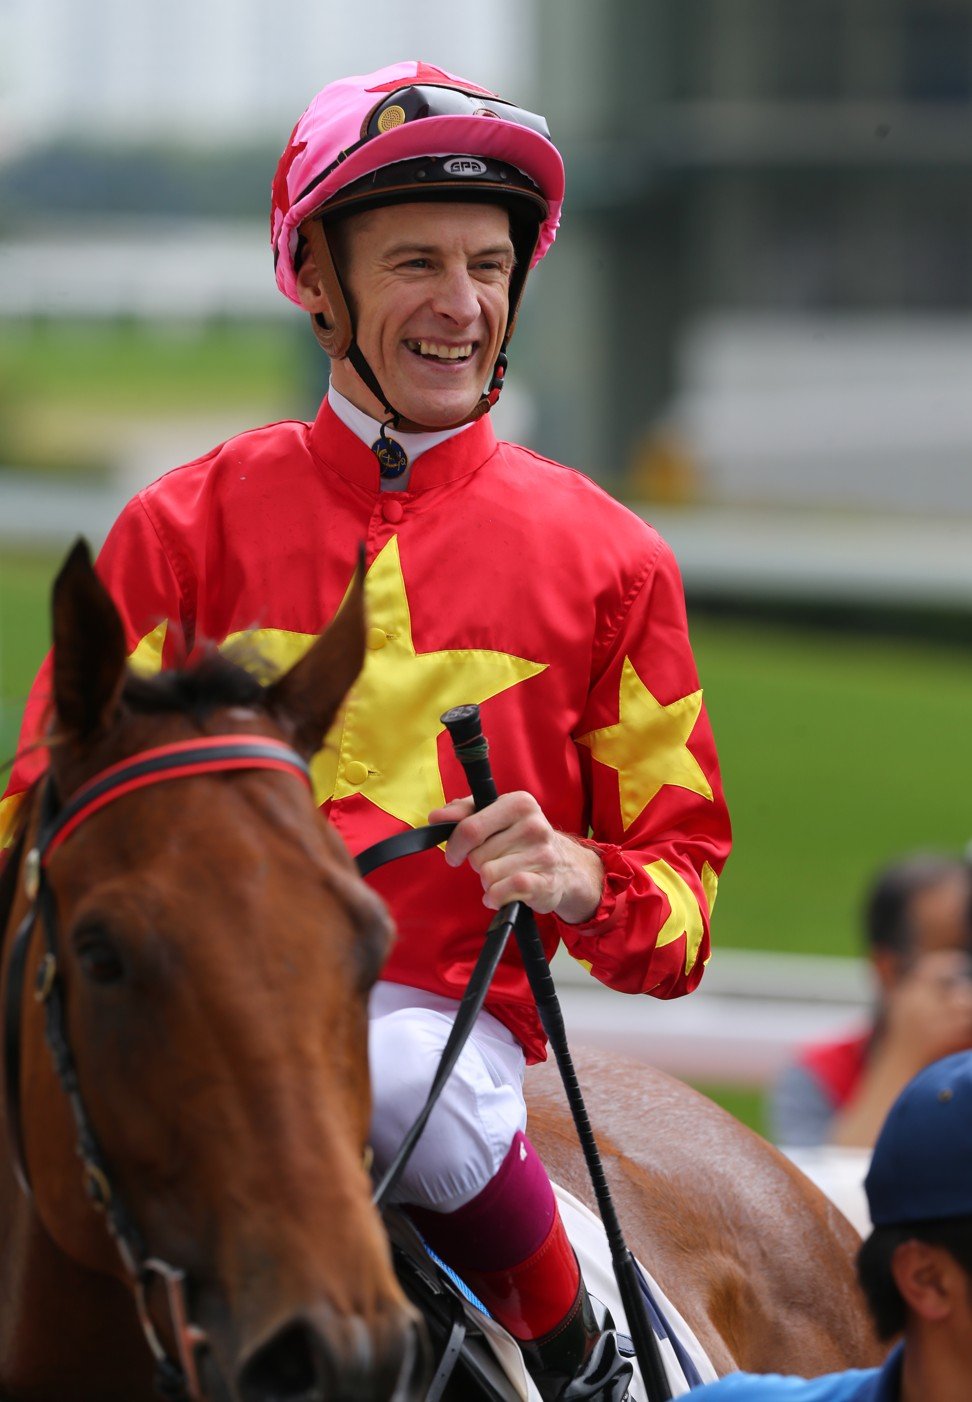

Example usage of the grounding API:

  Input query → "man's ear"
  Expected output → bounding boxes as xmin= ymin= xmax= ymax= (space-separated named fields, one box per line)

xmin=295 ymin=245 xmax=333 ymax=317
xmin=891 ymin=1239 xmax=957 ymax=1324
xmin=295 ymin=220 xmax=352 ymax=358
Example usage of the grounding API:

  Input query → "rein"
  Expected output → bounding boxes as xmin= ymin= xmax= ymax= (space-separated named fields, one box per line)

xmin=2 ymin=735 xmax=312 ymax=1402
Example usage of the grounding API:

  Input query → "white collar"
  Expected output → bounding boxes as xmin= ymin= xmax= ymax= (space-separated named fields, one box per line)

xmin=327 ymin=385 xmax=473 ymax=490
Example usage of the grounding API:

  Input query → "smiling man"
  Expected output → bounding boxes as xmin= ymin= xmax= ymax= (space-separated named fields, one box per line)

xmin=3 ymin=61 xmax=731 ymax=1400
xmin=315 ymin=202 xmax=515 ymax=437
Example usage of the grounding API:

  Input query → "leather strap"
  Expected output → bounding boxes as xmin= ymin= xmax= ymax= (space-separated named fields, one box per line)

xmin=425 ymin=1300 xmax=467 ymax=1402
xmin=301 ymin=218 xmax=354 ymax=359
xmin=355 ymin=822 xmax=455 ymax=877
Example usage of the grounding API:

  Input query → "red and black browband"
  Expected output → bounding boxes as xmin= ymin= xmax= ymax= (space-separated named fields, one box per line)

xmin=36 ymin=735 xmax=312 ymax=868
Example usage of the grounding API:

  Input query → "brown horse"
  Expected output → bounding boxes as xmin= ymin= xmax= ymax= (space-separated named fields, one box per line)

xmin=0 ymin=544 xmax=880 ymax=1401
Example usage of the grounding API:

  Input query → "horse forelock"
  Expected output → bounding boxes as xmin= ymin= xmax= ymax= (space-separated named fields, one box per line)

xmin=121 ymin=649 xmax=266 ymax=719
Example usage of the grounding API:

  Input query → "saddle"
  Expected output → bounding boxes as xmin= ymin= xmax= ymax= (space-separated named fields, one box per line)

xmin=387 ymin=1208 xmax=544 ymax=1401
xmin=385 ymin=1185 xmax=716 ymax=1401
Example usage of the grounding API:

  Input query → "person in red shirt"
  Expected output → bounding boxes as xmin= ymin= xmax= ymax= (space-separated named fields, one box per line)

xmin=2 ymin=62 xmax=731 ymax=1399
xmin=770 ymin=852 xmax=972 ymax=1150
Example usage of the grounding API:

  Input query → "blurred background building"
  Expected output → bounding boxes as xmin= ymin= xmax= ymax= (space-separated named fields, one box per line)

xmin=4 ymin=0 xmax=972 ymax=606
xmin=531 ymin=0 xmax=972 ymax=614
xmin=2 ymin=1 xmax=971 ymax=1129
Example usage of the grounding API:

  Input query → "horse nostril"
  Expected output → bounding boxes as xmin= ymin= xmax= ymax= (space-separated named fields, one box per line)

xmin=236 ymin=1307 xmax=421 ymax=1402
xmin=237 ymin=1319 xmax=326 ymax=1401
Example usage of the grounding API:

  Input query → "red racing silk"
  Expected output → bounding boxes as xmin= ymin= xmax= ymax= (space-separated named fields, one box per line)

xmin=2 ymin=400 xmax=731 ymax=1062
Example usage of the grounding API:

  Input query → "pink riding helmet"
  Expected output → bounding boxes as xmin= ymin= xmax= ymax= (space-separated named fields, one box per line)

xmin=270 ymin=59 xmax=566 ymax=307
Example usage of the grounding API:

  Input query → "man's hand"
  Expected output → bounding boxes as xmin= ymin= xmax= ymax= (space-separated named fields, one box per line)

xmin=428 ymin=792 xmax=604 ymax=925
xmin=830 ymin=949 xmax=972 ymax=1148
xmin=884 ymin=949 xmax=972 ymax=1069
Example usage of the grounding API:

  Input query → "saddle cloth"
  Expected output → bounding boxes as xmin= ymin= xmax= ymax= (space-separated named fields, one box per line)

xmin=404 ymin=1183 xmax=719 ymax=1399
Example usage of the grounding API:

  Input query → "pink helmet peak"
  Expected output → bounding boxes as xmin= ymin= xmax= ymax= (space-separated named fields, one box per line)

xmin=270 ymin=60 xmax=565 ymax=306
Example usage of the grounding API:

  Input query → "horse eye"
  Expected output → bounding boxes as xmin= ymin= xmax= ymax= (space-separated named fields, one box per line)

xmin=76 ymin=935 xmax=126 ymax=985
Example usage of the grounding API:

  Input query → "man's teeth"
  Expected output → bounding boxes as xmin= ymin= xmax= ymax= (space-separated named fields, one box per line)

xmin=406 ymin=340 xmax=473 ymax=360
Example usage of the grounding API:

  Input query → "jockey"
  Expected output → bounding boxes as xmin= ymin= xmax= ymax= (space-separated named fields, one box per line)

xmin=2 ymin=60 xmax=731 ymax=1401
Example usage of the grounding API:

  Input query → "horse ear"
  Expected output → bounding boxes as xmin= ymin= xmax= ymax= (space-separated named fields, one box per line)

xmin=266 ymin=552 xmax=366 ymax=759
xmin=51 ymin=538 xmax=127 ymax=740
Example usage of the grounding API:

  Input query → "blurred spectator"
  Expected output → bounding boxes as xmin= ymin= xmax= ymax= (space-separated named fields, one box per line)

xmin=770 ymin=852 xmax=972 ymax=1148
xmin=685 ymin=1051 xmax=972 ymax=1399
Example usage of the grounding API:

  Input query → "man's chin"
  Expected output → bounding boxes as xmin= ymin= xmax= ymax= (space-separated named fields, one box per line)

xmin=394 ymin=388 xmax=484 ymax=430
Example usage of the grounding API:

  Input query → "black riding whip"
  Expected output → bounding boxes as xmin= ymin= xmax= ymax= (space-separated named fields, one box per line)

xmin=440 ymin=704 xmax=673 ymax=1402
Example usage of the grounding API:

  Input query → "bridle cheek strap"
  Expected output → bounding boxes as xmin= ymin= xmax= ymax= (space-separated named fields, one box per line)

xmin=2 ymin=735 xmax=312 ymax=1402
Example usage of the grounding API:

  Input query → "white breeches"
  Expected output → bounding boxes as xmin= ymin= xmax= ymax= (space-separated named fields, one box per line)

xmin=368 ymin=980 xmax=528 ymax=1211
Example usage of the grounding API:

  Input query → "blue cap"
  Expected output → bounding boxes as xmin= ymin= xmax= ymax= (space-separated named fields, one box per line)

xmin=865 ymin=1051 xmax=972 ymax=1226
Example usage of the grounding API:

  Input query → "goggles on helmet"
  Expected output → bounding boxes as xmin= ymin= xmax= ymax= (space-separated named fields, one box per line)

xmin=292 ymin=84 xmax=554 ymax=215
xmin=363 ymin=85 xmax=552 ymax=142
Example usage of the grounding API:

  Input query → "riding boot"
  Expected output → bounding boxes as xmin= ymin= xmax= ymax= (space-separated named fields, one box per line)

xmin=408 ymin=1131 xmax=632 ymax=1401
xmin=518 ymin=1278 xmax=632 ymax=1402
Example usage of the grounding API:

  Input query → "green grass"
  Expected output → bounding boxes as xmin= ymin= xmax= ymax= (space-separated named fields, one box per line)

xmin=689 ymin=617 xmax=972 ymax=958
xmin=0 ymin=322 xmax=319 ymax=477
xmin=0 ymin=550 xmax=60 ymax=762
xmin=0 ymin=320 xmax=308 ymax=415
xmin=692 ymin=1083 xmax=767 ymax=1137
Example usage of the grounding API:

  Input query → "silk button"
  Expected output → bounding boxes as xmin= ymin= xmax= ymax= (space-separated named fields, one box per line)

xmin=345 ymin=760 xmax=369 ymax=786
xmin=366 ymin=627 xmax=388 ymax=650
xmin=382 ymin=498 xmax=404 ymax=523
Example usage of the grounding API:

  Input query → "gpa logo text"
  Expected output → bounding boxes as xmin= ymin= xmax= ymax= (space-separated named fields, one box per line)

xmin=443 ymin=157 xmax=488 ymax=177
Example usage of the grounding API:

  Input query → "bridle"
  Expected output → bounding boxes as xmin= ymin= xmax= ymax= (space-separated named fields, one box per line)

xmin=2 ymin=735 xmax=312 ymax=1402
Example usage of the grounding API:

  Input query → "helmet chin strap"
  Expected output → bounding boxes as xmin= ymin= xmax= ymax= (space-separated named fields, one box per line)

xmin=344 ymin=339 xmax=507 ymax=435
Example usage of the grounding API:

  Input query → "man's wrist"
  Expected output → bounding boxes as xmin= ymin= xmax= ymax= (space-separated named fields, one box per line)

xmin=554 ymin=836 xmax=605 ymax=926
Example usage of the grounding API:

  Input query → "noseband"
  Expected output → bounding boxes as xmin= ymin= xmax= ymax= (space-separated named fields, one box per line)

xmin=3 ymin=735 xmax=312 ymax=1401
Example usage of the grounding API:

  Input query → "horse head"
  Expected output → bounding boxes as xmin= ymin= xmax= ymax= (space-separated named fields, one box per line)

xmin=5 ymin=542 xmax=425 ymax=1400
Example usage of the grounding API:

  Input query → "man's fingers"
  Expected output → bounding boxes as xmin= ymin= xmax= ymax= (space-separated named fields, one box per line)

xmin=428 ymin=796 xmax=475 ymax=823
xmin=482 ymin=871 xmax=553 ymax=913
xmin=436 ymin=793 xmax=535 ymax=867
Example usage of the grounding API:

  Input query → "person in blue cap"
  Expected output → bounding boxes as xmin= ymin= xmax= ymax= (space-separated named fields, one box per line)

xmin=685 ymin=1049 xmax=972 ymax=1399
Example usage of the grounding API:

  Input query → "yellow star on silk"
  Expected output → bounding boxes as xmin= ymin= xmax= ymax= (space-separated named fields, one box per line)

xmin=129 ymin=620 xmax=168 ymax=675
xmin=570 ymin=859 xmax=718 ymax=979
xmin=224 ymin=537 xmax=546 ymax=828
xmin=577 ymin=657 xmax=713 ymax=831
xmin=646 ymin=858 xmax=717 ymax=975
